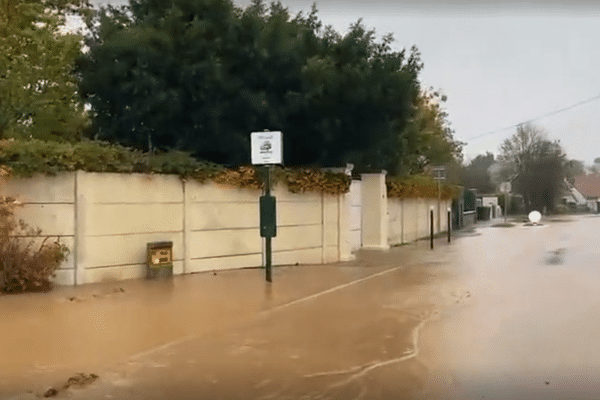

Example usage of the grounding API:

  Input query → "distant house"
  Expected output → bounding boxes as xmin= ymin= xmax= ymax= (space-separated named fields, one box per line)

xmin=572 ymin=175 xmax=600 ymax=212
xmin=475 ymin=192 xmax=502 ymax=219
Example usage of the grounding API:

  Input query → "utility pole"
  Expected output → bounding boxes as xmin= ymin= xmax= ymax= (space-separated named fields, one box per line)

xmin=433 ymin=166 xmax=446 ymax=235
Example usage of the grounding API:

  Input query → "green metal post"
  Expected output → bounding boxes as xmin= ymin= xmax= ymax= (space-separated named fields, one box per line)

xmin=265 ymin=166 xmax=272 ymax=283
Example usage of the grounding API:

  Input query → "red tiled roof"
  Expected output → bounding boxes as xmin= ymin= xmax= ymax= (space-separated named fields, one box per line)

xmin=574 ymin=174 xmax=600 ymax=198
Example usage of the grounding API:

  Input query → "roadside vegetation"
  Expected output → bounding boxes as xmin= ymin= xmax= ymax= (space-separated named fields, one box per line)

xmin=0 ymin=192 xmax=69 ymax=293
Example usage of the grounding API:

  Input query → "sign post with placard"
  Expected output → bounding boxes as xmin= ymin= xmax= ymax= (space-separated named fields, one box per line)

xmin=432 ymin=166 xmax=447 ymax=235
xmin=251 ymin=131 xmax=283 ymax=283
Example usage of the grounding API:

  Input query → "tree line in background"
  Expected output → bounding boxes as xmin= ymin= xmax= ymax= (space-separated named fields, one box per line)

xmin=461 ymin=123 xmax=588 ymax=214
xmin=1 ymin=0 xmax=463 ymax=176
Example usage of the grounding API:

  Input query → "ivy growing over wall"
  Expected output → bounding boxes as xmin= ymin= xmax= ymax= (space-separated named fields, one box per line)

xmin=0 ymin=139 xmax=352 ymax=195
xmin=386 ymin=174 xmax=459 ymax=200
xmin=0 ymin=139 xmax=461 ymax=198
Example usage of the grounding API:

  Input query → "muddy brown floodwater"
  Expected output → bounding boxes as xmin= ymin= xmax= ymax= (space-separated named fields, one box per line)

xmin=3 ymin=215 xmax=600 ymax=399
xmin=0 ymin=240 xmax=459 ymax=399
xmin=417 ymin=215 xmax=600 ymax=399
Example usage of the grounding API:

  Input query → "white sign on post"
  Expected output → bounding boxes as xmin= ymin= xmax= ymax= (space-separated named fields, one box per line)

xmin=432 ymin=167 xmax=446 ymax=180
xmin=251 ymin=131 xmax=283 ymax=165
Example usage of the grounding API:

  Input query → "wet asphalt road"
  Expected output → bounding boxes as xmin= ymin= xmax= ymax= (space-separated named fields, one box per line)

xmin=3 ymin=215 xmax=600 ymax=399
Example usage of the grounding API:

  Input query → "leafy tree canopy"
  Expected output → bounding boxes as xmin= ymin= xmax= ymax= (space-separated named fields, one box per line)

xmin=79 ymin=0 xmax=462 ymax=173
xmin=0 ymin=0 xmax=91 ymax=142
xmin=498 ymin=124 xmax=566 ymax=213
xmin=460 ymin=151 xmax=496 ymax=193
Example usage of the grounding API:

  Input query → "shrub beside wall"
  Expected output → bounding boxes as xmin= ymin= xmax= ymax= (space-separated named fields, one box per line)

xmin=0 ymin=196 xmax=69 ymax=293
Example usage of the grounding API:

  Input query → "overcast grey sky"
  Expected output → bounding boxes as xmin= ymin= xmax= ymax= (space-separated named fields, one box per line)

xmin=92 ymin=0 xmax=600 ymax=164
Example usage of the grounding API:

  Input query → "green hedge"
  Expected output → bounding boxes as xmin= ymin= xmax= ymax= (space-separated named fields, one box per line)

xmin=386 ymin=174 xmax=460 ymax=200
xmin=0 ymin=139 xmax=351 ymax=195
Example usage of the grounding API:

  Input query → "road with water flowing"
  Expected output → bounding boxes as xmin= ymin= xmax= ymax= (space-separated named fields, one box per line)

xmin=2 ymin=215 xmax=600 ymax=399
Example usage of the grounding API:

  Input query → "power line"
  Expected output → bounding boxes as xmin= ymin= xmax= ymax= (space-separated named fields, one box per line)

xmin=466 ymin=93 xmax=600 ymax=142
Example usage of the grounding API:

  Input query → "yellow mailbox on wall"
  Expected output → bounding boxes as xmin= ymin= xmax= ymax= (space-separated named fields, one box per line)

xmin=147 ymin=241 xmax=173 ymax=279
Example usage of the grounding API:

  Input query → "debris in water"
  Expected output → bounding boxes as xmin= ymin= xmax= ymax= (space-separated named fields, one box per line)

xmin=65 ymin=372 xmax=99 ymax=388
xmin=40 ymin=373 xmax=98 ymax=398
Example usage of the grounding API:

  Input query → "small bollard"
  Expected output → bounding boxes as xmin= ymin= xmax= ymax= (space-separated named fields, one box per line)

xmin=448 ymin=209 xmax=452 ymax=243
xmin=430 ymin=209 xmax=434 ymax=250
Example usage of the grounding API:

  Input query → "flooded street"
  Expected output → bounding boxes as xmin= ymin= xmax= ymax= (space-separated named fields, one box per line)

xmin=0 ymin=243 xmax=451 ymax=399
xmin=418 ymin=215 xmax=600 ymax=399
xmin=3 ymin=215 xmax=600 ymax=399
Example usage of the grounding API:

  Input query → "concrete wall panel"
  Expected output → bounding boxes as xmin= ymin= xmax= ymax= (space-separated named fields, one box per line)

xmin=324 ymin=222 xmax=339 ymax=247
xmin=189 ymin=202 xmax=258 ymax=231
xmin=83 ymin=232 xmax=184 ymax=269
xmin=187 ymin=254 xmax=262 ymax=273
xmin=3 ymin=173 xmax=75 ymax=203
xmin=323 ymin=246 xmax=338 ymax=264
xmin=273 ymin=224 xmax=322 ymax=252
xmin=81 ymin=173 xmax=183 ymax=204
xmin=188 ymin=181 xmax=259 ymax=203
xmin=189 ymin=229 xmax=261 ymax=259
xmin=14 ymin=204 xmax=74 ymax=236
xmin=274 ymin=186 xmax=322 ymax=203
xmin=324 ymin=195 xmax=338 ymax=224
xmin=52 ymin=269 xmax=75 ymax=286
xmin=278 ymin=201 xmax=321 ymax=226
xmin=273 ymin=248 xmax=322 ymax=266
xmin=85 ymin=203 xmax=183 ymax=236
xmin=388 ymin=199 xmax=402 ymax=245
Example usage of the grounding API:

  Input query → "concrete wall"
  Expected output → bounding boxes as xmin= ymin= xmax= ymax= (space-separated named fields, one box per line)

xmin=387 ymin=197 xmax=451 ymax=246
xmin=464 ymin=210 xmax=477 ymax=227
xmin=3 ymin=172 xmax=350 ymax=285
xmin=3 ymin=170 xmax=456 ymax=286
xmin=347 ymin=180 xmax=362 ymax=253
xmin=361 ymin=173 xmax=389 ymax=249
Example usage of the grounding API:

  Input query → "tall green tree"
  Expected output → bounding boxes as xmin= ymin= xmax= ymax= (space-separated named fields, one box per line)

xmin=563 ymin=159 xmax=584 ymax=184
xmin=0 ymin=0 xmax=90 ymax=141
xmin=461 ymin=152 xmax=496 ymax=193
xmin=80 ymin=0 xmax=459 ymax=171
xmin=396 ymin=88 xmax=463 ymax=176
xmin=498 ymin=124 xmax=566 ymax=213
